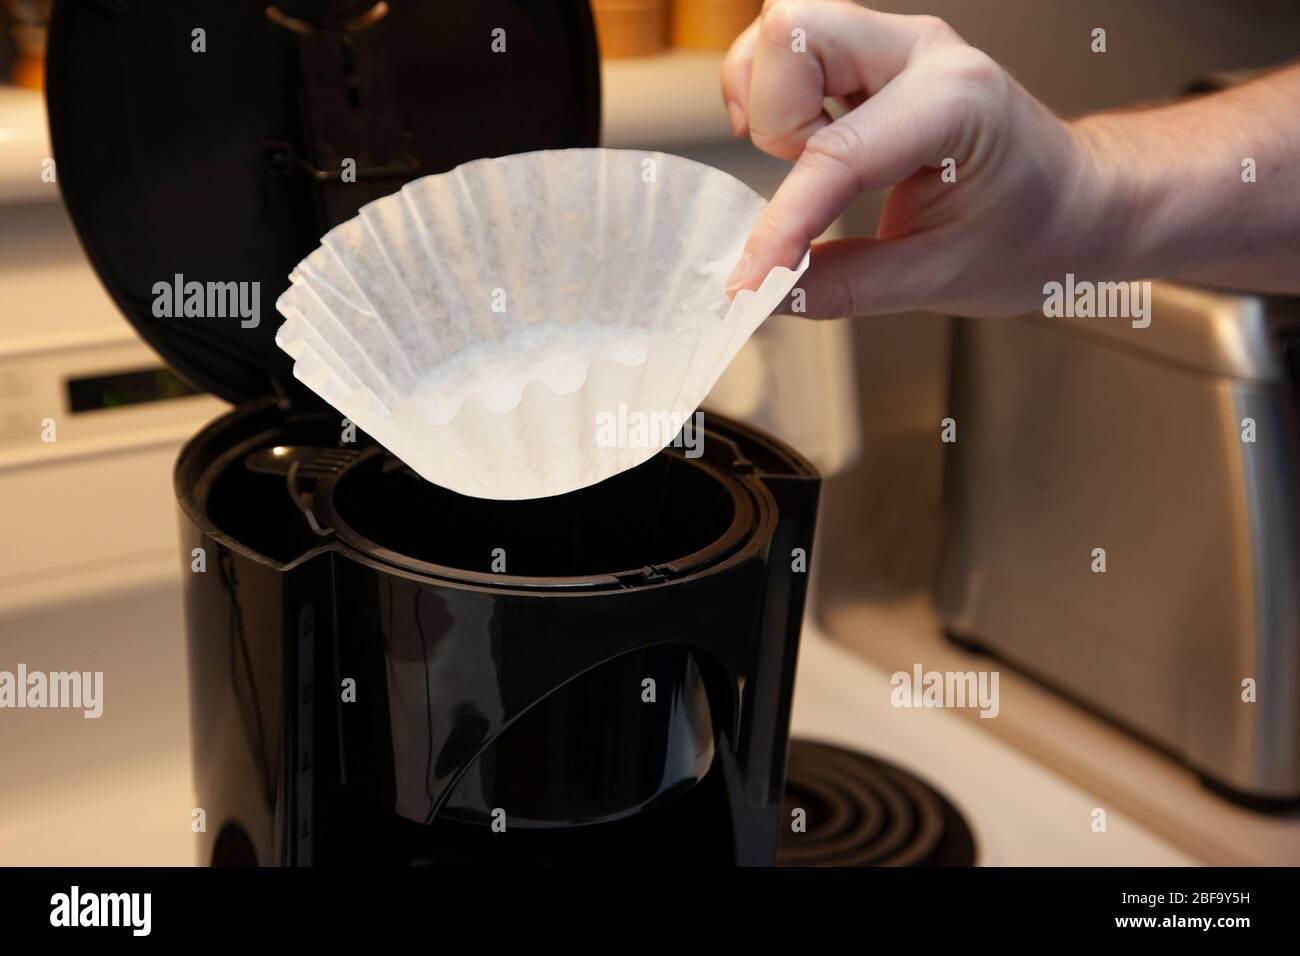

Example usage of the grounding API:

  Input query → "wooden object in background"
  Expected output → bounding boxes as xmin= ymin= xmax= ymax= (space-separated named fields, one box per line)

xmin=4 ymin=0 xmax=51 ymax=89
xmin=671 ymin=0 xmax=759 ymax=50
xmin=590 ymin=0 xmax=669 ymax=59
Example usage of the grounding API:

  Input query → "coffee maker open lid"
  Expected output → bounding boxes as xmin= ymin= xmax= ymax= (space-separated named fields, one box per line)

xmin=44 ymin=0 xmax=601 ymax=406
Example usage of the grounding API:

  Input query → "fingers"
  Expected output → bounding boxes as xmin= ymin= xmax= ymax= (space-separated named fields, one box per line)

xmin=721 ymin=0 xmax=814 ymax=134
xmin=746 ymin=3 xmax=835 ymax=160
xmin=721 ymin=0 xmax=801 ymax=137
xmin=727 ymin=69 xmax=965 ymax=294
xmin=721 ymin=3 xmax=981 ymax=302
xmin=720 ymin=20 xmax=760 ymax=137
xmin=787 ymin=235 xmax=953 ymax=318
xmin=725 ymin=2 xmax=956 ymax=155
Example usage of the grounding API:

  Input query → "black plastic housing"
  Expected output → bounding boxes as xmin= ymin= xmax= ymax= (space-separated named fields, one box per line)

xmin=45 ymin=0 xmax=601 ymax=404
xmin=178 ymin=401 xmax=819 ymax=865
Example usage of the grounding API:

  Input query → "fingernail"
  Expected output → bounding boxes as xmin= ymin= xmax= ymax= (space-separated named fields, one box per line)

xmin=725 ymin=100 xmax=745 ymax=138
xmin=725 ymin=252 xmax=754 ymax=297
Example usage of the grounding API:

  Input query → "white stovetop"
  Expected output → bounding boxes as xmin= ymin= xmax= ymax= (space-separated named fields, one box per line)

xmin=791 ymin=626 xmax=1196 ymax=865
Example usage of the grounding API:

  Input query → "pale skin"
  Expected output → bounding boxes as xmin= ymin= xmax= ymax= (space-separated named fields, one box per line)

xmin=721 ymin=0 xmax=1300 ymax=318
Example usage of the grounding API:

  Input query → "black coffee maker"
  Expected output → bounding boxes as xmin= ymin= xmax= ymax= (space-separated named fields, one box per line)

xmin=46 ymin=0 xmax=819 ymax=866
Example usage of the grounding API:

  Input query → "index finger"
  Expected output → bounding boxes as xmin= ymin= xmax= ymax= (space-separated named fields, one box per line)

xmin=728 ymin=66 xmax=961 ymax=294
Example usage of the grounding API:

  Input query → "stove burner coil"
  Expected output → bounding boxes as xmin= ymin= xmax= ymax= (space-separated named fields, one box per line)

xmin=778 ymin=739 xmax=977 ymax=866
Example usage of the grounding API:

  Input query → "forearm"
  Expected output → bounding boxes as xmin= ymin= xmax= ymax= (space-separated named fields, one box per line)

xmin=1073 ymin=62 xmax=1300 ymax=293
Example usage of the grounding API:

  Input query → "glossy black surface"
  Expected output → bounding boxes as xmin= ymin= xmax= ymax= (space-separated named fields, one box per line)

xmin=46 ymin=0 xmax=601 ymax=405
xmin=178 ymin=401 xmax=819 ymax=865
xmin=327 ymin=450 xmax=749 ymax=585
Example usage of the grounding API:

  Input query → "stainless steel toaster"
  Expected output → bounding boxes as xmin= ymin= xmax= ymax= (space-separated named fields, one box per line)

xmin=936 ymin=282 xmax=1300 ymax=803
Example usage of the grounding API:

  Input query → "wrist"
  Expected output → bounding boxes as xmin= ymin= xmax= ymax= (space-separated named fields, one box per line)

xmin=1065 ymin=113 xmax=1176 ymax=282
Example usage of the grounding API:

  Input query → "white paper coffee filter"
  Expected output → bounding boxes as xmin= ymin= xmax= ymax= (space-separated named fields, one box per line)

xmin=275 ymin=147 xmax=809 ymax=499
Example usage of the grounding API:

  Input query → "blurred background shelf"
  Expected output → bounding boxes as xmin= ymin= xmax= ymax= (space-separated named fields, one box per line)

xmin=0 ymin=83 xmax=51 ymax=204
xmin=601 ymin=49 xmax=731 ymax=148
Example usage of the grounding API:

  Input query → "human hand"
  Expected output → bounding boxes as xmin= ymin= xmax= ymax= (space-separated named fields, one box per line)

xmin=721 ymin=0 xmax=1117 ymax=318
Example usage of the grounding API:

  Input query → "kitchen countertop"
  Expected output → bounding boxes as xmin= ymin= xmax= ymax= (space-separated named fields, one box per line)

xmin=793 ymin=624 xmax=1196 ymax=866
xmin=822 ymin=594 xmax=1300 ymax=866
xmin=0 ymin=571 xmax=194 ymax=866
